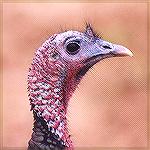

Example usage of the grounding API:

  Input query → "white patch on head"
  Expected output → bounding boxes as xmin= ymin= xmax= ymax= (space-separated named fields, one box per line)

xmin=55 ymin=129 xmax=63 ymax=138
xmin=32 ymin=76 xmax=37 ymax=82
xmin=37 ymin=95 xmax=42 ymax=101
xmin=54 ymin=30 xmax=82 ymax=45
xmin=54 ymin=88 xmax=60 ymax=93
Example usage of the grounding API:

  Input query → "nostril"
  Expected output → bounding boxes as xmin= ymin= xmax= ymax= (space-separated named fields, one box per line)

xmin=102 ymin=45 xmax=111 ymax=49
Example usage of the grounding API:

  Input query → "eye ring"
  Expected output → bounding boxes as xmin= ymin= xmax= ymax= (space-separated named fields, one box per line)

xmin=66 ymin=42 xmax=80 ymax=55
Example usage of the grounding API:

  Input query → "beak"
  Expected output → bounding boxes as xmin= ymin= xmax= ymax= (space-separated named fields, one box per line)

xmin=76 ymin=41 xmax=133 ymax=80
xmin=110 ymin=44 xmax=133 ymax=57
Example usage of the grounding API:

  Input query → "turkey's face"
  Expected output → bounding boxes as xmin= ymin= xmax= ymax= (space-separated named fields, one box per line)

xmin=52 ymin=25 xmax=133 ymax=82
xmin=43 ymin=25 xmax=133 ymax=102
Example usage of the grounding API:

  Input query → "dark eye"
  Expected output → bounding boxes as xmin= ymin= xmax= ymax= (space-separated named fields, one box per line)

xmin=66 ymin=42 xmax=80 ymax=55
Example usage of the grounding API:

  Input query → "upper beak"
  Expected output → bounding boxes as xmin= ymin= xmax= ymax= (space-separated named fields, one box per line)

xmin=111 ymin=44 xmax=133 ymax=57
xmin=84 ymin=41 xmax=133 ymax=65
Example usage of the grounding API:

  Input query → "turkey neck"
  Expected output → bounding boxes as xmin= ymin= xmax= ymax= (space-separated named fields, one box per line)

xmin=28 ymin=47 xmax=73 ymax=149
xmin=28 ymin=112 xmax=66 ymax=150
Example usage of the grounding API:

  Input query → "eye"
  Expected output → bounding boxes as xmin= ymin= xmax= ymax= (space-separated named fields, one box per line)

xmin=66 ymin=42 xmax=80 ymax=55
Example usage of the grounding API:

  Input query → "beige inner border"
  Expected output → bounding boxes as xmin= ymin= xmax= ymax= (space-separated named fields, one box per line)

xmin=1 ymin=1 xmax=149 ymax=150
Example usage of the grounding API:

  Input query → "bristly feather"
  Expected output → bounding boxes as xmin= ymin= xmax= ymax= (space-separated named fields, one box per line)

xmin=59 ymin=22 xmax=102 ymax=39
xmin=59 ymin=25 xmax=68 ymax=33
xmin=84 ymin=22 xmax=102 ymax=39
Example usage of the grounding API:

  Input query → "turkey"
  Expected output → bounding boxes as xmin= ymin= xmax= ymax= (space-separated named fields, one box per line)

xmin=27 ymin=24 xmax=133 ymax=150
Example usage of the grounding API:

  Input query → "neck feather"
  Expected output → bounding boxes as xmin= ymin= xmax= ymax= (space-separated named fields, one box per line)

xmin=28 ymin=39 xmax=73 ymax=149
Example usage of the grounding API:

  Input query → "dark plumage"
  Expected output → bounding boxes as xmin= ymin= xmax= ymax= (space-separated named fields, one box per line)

xmin=27 ymin=24 xmax=133 ymax=150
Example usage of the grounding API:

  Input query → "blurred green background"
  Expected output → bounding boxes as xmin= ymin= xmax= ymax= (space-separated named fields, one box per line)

xmin=2 ymin=2 xmax=148 ymax=149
